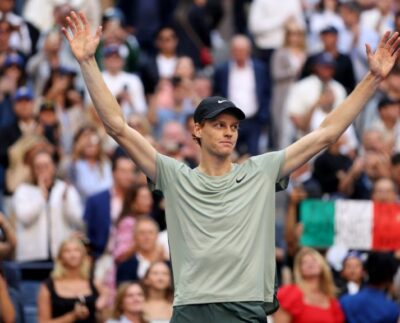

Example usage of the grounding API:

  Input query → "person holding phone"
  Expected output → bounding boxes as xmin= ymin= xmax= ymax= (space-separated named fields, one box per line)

xmin=37 ymin=237 xmax=107 ymax=323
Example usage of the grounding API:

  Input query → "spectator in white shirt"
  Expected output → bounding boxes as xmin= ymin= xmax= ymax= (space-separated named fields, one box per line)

xmin=100 ymin=44 xmax=147 ymax=119
xmin=248 ymin=0 xmax=305 ymax=68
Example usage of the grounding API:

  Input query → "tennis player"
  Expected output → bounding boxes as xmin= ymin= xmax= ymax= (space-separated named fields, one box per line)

xmin=63 ymin=11 xmax=400 ymax=323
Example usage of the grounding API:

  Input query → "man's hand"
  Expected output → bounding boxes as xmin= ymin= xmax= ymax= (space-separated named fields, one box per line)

xmin=62 ymin=11 xmax=102 ymax=63
xmin=367 ymin=31 xmax=400 ymax=79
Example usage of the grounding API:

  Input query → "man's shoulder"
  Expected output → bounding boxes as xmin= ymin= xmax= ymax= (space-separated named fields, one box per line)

xmin=251 ymin=57 xmax=267 ymax=71
xmin=0 ymin=122 xmax=19 ymax=135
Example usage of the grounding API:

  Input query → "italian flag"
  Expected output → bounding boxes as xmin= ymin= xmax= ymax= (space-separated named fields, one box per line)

xmin=300 ymin=199 xmax=400 ymax=250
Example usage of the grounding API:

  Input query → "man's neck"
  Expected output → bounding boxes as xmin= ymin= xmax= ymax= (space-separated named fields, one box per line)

xmin=159 ymin=52 xmax=176 ymax=59
xmin=383 ymin=118 xmax=397 ymax=129
xmin=234 ymin=60 xmax=248 ymax=69
xmin=326 ymin=47 xmax=338 ymax=57
xmin=198 ymin=153 xmax=232 ymax=176
xmin=107 ymin=69 xmax=120 ymax=76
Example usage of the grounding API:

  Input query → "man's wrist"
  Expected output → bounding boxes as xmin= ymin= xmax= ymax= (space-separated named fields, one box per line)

xmin=366 ymin=71 xmax=383 ymax=84
xmin=79 ymin=56 xmax=97 ymax=67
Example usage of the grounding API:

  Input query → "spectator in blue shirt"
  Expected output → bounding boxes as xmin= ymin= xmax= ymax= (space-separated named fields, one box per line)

xmin=340 ymin=251 xmax=400 ymax=323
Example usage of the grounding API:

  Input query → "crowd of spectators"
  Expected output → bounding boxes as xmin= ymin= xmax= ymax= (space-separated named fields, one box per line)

xmin=0 ymin=0 xmax=400 ymax=322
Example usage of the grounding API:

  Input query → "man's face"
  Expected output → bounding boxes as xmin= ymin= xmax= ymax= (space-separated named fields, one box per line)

xmin=372 ymin=178 xmax=398 ymax=202
xmin=194 ymin=113 xmax=239 ymax=158
xmin=314 ymin=64 xmax=335 ymax=82
xmin=14 ymin=99 xmax=34 ymax=121
xmin=379 ymin=103 xmax=399 ymax=123
xmin=0 ymin=0 xmax=14 ymax=12
xmin=342 ymin=257 xmax=364 ymax=283
xmin=230 ymin=40 xmax=251 ymax=65
xmin=135 ymin=220 xmax=158 ymax=252
xmin=156 ymin=28 xmax=177 ymax=55
xmin=104 ymin=53 xmax=124 ymax=74
xmin=113 ymin=157 xmax=136 ymax=190
xmin=321 ymin=33 xmax=338 ymax=51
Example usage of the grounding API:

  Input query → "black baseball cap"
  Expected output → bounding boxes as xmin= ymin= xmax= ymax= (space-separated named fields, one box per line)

xmin=194 ymin=96 xmax=246 ymax=123
xmin=40 ymin=100 xmax=56 ymax=112
xmin=320 ymin=26 xmax=338 ymax=35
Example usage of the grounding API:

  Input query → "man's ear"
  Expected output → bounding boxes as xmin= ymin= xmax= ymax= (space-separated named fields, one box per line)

xmin=193 ymin=122 xmax=202 ymax=138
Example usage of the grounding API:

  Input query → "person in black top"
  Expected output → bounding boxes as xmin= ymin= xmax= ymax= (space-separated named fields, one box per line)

xmin=37 ymin=236 xmax=107 ymax=322
xmin=301 ymin=26 xmax=356 ymax=94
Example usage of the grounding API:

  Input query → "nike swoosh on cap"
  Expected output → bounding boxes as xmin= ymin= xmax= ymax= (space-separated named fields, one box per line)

xmin=217 ymin=100 xmax=228 ymax=104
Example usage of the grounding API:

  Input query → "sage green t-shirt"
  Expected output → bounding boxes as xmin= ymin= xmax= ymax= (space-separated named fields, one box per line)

xmin=153 ymin=150 xmax=286 ymax=306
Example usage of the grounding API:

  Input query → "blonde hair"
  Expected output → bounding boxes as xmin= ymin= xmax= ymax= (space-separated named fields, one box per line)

xmin=71 ymin=125 xmax=106 ymax=162
xmin=112 ymin=282 xmax=148 ymax=323
xmin=293 ymin=247 xmax=336 ymax=298
xmin=283 ymin=24 xmax=306 ymax=50
xmin=51 ymin=237 xmax=91 ymax=280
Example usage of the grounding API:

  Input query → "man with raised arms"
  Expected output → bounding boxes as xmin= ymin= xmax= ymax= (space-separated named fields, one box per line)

xmin=62 ymin=11 xmax=400 ymax=323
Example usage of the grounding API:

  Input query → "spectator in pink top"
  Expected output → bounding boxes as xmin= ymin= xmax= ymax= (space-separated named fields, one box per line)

xmin=113 ymin=184 xmax=154 ymax=264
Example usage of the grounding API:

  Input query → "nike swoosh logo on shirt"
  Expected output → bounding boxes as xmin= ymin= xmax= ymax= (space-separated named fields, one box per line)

xmin=236 ymin=174 xmax=247 ymax=183
xmin=218 ymin=100 xmax=228 ymax=104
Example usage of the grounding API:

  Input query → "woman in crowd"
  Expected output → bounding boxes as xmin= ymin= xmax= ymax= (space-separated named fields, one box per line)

xmin=142 ymin=261 xmax=173 ymax=323
xmin=69 ymin=125 xmax=113 ymax=201
xmin=37 ymin=236 xmax=107 ymax=323
xmin=107 ymin=282 xmax=148 ymax=323
xmin=113 ymin=184 xmax=154 ymax=264
xmin=98 ymin=184 xmax=153 ymax=305
xmin=270 ymin=22 xmax=307 ymax=149
xmin=274 ymin=247 xmax=344 ymax=323
xmin=13 ymin=149 xmax=83 ymax=262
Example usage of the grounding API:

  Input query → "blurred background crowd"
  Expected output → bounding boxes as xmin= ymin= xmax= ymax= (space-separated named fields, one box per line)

xmin=0 ymin=0 xmax=400 ymax=322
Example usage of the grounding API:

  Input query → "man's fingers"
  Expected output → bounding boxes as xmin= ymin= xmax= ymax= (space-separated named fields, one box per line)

xmin=365 ymin=43 xmax=372 ymax=57
xmin=66 ymin=17 xmax=77 ymax=34
xmin=393 ymin=47 xmax=400 ymax=60
xmin=79 ymin=11 xmax=89 ymax=31
xmin=61 ymin=27 xmax=72 ymax=42
xmin=379 ymin=31 xmax=391 ymax=48
xmin=95 ymin=26 xmax=103 ymax=39
xmin=391 ymin=37 xmax=400 ymax=55
xmin=71 ymin=11 xmax=83 ymax=32
xmin=387 ymin=31 xmax=399 ymax=47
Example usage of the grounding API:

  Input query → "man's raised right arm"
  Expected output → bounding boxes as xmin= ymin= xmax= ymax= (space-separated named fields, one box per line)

xmin=62 ymin=12 xmax=157 ymax=181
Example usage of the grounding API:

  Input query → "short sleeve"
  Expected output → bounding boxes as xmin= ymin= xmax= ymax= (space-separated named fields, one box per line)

xmin=277 ymin=284 xmax=304 ymax=316
xmin=251 ymin=150 xmax=287 ymax=186
xmin=151 ymin=153 xmax=182 ymax=192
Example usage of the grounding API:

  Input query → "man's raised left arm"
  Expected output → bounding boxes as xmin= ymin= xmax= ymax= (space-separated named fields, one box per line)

xmin=279 ymin=31 xmax=400 ymax=178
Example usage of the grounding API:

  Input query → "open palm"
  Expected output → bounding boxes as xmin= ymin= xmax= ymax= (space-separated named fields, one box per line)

xmin=62 ymin=11 xmax=102 ymax=62
xmin=367 ymin=31 xmax=400 ymax=79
